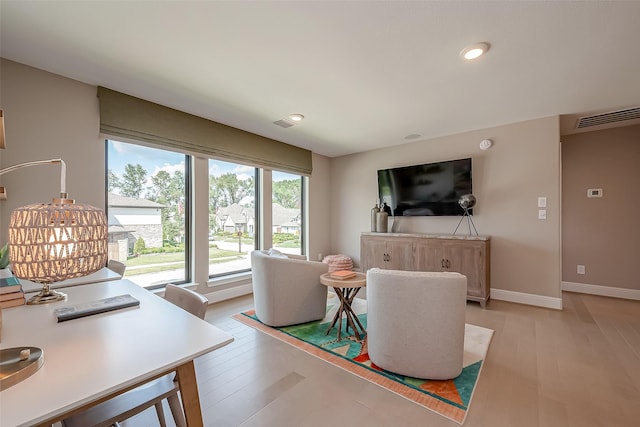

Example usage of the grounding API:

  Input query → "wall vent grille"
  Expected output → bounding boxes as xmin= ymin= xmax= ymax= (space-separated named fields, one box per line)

xmin=576 ymin=107 xmax=640 ymax=129
xmin=273 ymin=119 xmax=295 ymax=128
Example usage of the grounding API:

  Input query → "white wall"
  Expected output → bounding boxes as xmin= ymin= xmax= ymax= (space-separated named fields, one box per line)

xmin=307 ymin=152 xmax=332 ymax=262
xmin=562 ymin=125 xmax=640 ymax=292
xmin=330 ymin=116 xmax=562 ymax=306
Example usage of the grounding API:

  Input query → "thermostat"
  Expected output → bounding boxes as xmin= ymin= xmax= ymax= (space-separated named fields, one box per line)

xmin=587 ymin=188 xmax=603 ymax=198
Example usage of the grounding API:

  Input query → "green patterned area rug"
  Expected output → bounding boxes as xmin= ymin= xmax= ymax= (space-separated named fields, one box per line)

xmin=233 ymin=297 xmax=493 ymax=424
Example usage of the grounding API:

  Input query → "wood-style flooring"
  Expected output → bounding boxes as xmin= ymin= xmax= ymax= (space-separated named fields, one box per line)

xmin=122 ymin=292 xmax=640 ymax=427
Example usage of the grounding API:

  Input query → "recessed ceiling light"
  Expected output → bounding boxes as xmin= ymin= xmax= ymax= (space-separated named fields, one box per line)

xmin=289 ymin=114 xmax=305 ymax=122
xmin=460 ymin=42 xmax=490 ymax=60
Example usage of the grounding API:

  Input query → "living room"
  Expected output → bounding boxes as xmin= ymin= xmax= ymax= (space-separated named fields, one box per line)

xmin=1 ymin=2 xmax=639 ymax=426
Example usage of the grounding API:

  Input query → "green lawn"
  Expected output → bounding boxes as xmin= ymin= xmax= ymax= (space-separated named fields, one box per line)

xmin=275 ymin=240 xmax=300 ymax=249
xmin=124 ymin=246 xmax=243 ymax=276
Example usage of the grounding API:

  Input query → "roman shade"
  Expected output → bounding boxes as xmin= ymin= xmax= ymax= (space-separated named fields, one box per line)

xmin=97 ymin=87 xmax=312 ymax=176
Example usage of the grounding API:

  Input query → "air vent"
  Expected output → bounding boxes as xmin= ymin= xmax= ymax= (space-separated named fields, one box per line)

xmin=576 ymin=107 xmax=640 ymax=129
xmin=273 ymin=119 xmax=294 ymax=128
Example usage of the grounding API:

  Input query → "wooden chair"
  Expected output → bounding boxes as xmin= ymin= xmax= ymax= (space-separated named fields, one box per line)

xmin=107 ymin=259 xmax=127 ymax=277
xmin=61 ymin=285 xmax=209 ymax=427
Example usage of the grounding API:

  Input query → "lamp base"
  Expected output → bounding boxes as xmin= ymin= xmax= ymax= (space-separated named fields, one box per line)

xmin=452 ymin=208 xmax=479 ymax=236
xmin=27 ymin=287 xmax=66 ymax=305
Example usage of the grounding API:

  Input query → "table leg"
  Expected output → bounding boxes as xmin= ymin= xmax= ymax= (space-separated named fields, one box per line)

xmin=176 ymin=360 xmax=203 ymax=427
xmin=341 ymin=296 xmax=365 ymax=340
xmin=345 ymin=288 xmax=365 ymax=333
xmin=325 ymin=287 xmax=366 ymax=341
xmin=336 ymin=288 xmax=348 ymax=341
xmin=326 ymin=288 xmax=344 ymax=334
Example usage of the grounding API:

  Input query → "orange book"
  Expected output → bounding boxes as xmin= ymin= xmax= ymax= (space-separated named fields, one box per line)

xmin=0 ymin=295 xmax=25 ymax=309
xmin=0 ymin=291 xmax=25 ymax=302
xmin=329 ymin=270 xmax=357 ymax=280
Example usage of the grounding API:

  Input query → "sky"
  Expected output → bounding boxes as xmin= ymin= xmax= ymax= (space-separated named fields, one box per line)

xmin=107 ymin=140 xmax=297 ymax=181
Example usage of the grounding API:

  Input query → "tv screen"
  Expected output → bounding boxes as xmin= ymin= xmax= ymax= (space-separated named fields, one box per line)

xmin=378 ymin=158 xmax=472 ymax=216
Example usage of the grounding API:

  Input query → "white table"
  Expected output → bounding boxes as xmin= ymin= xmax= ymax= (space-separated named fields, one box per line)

xmin=19 ymin=267 xmax=122 ymax=294
xmin=0 ymin=279 xmax=234 ymax=427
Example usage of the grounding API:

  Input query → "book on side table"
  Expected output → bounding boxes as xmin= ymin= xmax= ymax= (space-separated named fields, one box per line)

xmin=329 ymin=270 xmax=357 ymax=280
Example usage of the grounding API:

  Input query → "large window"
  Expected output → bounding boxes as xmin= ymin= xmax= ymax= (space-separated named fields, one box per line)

xmin=106 ymin=140 xmax=307 ymax=287
xmin=106 ymin=140 xmax=189 ymax=288
xmin=208 ymin=159 xmax=257 ymax=277
xmin=272 ymin=171 xmax=303 ymax=256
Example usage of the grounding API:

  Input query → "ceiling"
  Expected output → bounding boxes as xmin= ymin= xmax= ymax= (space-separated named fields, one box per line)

xmin=1 ymin=1 xmax=639 ymax=158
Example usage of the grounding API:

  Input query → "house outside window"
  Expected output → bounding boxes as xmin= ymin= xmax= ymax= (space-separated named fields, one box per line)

xmin=208 ymin=159 xmax=257 ymax=277
xmin=272 ymin=171 xmax=303 ymax=256
xmin=106 ymin=140 xmax=189 ymax=288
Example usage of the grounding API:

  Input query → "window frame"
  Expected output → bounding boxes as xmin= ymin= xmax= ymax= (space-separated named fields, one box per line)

xmin=105 ymin=140 xmax=309 ymax=289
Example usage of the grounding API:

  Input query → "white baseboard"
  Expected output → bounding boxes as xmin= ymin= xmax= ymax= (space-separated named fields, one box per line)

xmin=204 ymin=283 xmax=253 ymax=304
xmin=491 ymin=288 xmax=563 ymax=310
xmin=562 ymin=281 xmax=640 ymax=301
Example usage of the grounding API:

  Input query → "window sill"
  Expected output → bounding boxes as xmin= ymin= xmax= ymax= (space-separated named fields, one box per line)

xmin=207 ymin=271 xmax=252 ymax=288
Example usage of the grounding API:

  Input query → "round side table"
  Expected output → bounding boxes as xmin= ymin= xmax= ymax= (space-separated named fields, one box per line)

xmin=319 ymin=272 xmax=366 ymax=341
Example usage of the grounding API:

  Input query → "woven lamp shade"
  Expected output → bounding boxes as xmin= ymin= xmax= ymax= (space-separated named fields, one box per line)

xmin=8 ymin=200 xmax=108 ymax=284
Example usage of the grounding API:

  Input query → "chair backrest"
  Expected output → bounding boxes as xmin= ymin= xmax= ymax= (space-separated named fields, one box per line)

xmin=366 ymin=268 xmax=467 ymax=379
xmin=164 ymin=284 xmax=209 ymax=319
xmin=107 ymin=259 xmax=126 ymax=277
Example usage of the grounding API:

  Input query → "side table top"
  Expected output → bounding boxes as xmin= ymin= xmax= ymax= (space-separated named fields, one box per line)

xmin=320 ymin=272 xmax=366 ymax=288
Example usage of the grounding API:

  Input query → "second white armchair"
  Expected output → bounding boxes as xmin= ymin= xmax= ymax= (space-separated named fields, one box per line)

xmin=251 ymin=249 xmax=329 ymax=327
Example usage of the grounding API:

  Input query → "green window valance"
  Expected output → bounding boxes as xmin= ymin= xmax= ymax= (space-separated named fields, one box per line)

xmin=97 ymin=87 xmax=312 ymax=176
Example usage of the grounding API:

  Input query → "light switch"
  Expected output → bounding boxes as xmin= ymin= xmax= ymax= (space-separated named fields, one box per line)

xmin=538 ymin=197 xmax=547 ymax=208
xmin=538 ymin=209 xmax=547 ymax=220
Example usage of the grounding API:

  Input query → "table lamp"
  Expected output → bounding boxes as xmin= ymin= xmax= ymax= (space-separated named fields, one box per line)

xmin=1 ymin=158 xmax=108 ymax=304
xmin=453 ymin=194 xmax=479 ymax=236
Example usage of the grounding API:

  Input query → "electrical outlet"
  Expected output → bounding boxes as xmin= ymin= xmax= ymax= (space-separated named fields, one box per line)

xmin=577 ymin=265 xmax=586 ymax=275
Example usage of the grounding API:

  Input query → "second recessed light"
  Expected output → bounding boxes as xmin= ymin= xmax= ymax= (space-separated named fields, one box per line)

xmin=289 ymin=114 xmax=305 ymax=122
xmin=460 ymin=42 xmax=490 ymax=60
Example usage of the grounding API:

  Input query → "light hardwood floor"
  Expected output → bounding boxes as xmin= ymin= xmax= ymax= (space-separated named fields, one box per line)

xmin=123 ymin=292 xmax=640 ymax=427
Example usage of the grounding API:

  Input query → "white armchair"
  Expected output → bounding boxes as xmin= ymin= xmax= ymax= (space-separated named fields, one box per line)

xmin=366 ymin=268 xmax=467 ymax=380
xmin=251 ymin=249 xmax=329 ymax=327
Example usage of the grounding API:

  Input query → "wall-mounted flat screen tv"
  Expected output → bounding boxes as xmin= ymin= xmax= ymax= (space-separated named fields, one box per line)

xmin=378 ymin=158 xmax=472 ymax=216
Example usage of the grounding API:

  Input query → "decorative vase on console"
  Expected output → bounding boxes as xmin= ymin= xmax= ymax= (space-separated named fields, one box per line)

xmin=371 ymin=202 xmax=380 ymax=232
xmin=376 ymin=202 xmax=392 ymax=233
xmin=376 ymin=210 xmax=388 ymax=233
